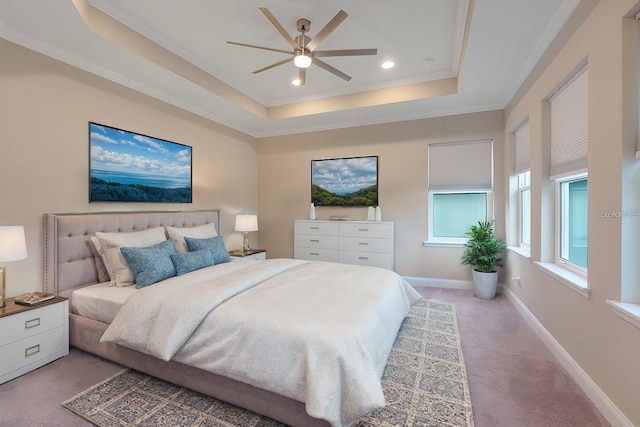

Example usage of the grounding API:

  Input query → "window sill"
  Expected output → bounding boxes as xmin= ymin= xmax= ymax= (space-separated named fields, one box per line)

xmin=507 ymin=246 xmax=531 ymax=263
xmin=422 ymin=241 xmax=465 ymax=248
xmin=535 ymin=262 xmax=590 ymax=299
xmin=606 ymin=300 xmax=640 ymax=330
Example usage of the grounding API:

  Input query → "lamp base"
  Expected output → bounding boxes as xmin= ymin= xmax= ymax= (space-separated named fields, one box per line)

xmin=242 ymin=232 xmax=251 ymax=252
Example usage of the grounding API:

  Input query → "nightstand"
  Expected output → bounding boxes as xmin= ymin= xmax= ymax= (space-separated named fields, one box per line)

xmin=0 ymin=296 xmax=69 ymax=384
xmin=229 ymin=249 xmax=267 ymax=260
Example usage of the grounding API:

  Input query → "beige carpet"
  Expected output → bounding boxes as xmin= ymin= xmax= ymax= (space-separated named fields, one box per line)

xmin=62 ymin=299 xmax=473 ymax=426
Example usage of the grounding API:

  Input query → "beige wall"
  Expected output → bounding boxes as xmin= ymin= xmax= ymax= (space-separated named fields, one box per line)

xmin=257 ymin=110 xmax=505 ymax=280
xmin=504 ymin=0 xmax=640 ymax=424
xmin=0 ymin=39 xmax=259 ymax=297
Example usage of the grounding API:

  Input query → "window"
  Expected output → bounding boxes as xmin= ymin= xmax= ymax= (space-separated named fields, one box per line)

xmin=431 ymin=192 xmax=488 ymax=239
xmin=558 ymin=175 xmax=588 ymax=271
xmin=427 ymin=140 xmax=493 ymax=244
xmin=513 ymin=119 xmax=531 ymax=249
xmin=518 ymin=170 xmax=531 ymax=247
xmin=549 ymin=64 xmax=588 ymax=276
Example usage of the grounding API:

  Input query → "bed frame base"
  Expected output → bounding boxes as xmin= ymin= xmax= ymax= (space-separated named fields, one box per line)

xmin=70 ymin=313 xmax=329 ymax=427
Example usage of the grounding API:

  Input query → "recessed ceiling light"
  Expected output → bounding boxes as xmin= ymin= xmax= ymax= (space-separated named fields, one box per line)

xmin=381 ymin=61 xmax=395 ymax=69
xmin=292 ymin=79 xmax=301 ymax=86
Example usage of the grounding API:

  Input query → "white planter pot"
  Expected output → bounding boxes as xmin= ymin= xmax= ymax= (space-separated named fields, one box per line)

xmin=472 ymin=269 xmax=498 ymax=299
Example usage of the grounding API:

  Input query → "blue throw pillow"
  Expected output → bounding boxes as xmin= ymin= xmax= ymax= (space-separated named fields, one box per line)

xmin=170 ymin=249 xmax=215 ymax=276
xmin=121 ymin=239 xmax=177 ymax=288
xmin=184 ymin=235 xmax=231 ymax=264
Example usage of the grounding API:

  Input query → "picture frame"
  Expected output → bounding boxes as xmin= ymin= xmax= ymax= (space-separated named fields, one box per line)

xmin=89 ymin=122 xmax=192 ymax=203
xmin=311 ymin=156 xmax=378 ymax=207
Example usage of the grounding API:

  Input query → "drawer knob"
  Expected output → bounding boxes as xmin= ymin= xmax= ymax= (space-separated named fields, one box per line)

xmin=359 ymin=256 xmax=369 ymax=260
xmin=310 ymin=239 xmax=320 ymax=242
xmin=358 ymin=228 xmax=369 ymax=232
xmin=358 ymin=242 xmax=369 ymax=245
xmin=310 ymin=227 xmax=320 ymax=230
xmin=25 ymin=318 xmax=41 ymax=329
xmin=25 ymin=344 xmax=40 ymax=357
xmin=310 ymin=252 xmax=320 ymax=256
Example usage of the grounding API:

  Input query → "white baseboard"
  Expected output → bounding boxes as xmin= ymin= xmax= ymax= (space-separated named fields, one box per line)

xmin=404 ymin=276 xmax=473 ymax=290
xmin=503 ymin=286 xmax=633 ymax=427
xmin=404 ymin=276 xmax=504 ymax=293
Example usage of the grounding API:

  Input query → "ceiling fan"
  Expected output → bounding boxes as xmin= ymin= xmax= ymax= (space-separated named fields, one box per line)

xmin=227 ymin=8 xmax=377 ymax=86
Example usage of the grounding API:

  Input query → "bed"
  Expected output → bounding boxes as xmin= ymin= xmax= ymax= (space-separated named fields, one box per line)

xmin=44 ymin=209 xmax=421 ymax=427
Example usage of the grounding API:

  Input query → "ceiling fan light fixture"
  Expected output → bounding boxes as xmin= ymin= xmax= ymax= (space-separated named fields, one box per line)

xmin=294 ymin=51 xmax=312 ymax=68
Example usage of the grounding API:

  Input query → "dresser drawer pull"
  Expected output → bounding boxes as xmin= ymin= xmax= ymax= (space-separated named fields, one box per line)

xmin=358 ymin=228 xmax=369 ymax=232
xmin=25 ymin=318 xmax=41 ymax=329
xmin=310 ymin=252 xmax=320 ymax=256
xmin=358 ymin=256 xmax=369 ymax=260
xmin=310 ymin=239 xmax=320 ymax=242
xmin=25 ymin=344 xmax=40 ymax=357
xmin=310 ymin=227 xmax=320 ymax=230
xmin=358 ymin=242 xmax=369 ymax=245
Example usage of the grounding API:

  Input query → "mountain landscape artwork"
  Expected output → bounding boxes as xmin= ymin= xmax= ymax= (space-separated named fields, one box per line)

xmin=89 ymin=122 xmax=192 ymax=203
xmin=311 ymin=156 xmax=378 ymax=207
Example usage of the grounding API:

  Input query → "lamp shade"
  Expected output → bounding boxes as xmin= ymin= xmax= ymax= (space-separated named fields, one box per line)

xmin=235 ymin=215 xmax=258 ymax=232
xmin=0 ymin=226 xmax=27 ymax=262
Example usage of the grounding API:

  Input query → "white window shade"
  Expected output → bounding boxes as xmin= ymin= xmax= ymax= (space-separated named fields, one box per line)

xmin=514 ymin=120 xmax=530 ymax=174
xmin=550 ymin=66 xmax=588 ymax=179
xmin=429 ymin=140 xmax=493 ymax=191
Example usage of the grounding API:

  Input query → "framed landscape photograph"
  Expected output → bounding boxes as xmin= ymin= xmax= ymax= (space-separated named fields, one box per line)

xmin=311 ymin=156 xmax=378 ymax=207
xmin=89 ymin=122 xmax=192 ymax=203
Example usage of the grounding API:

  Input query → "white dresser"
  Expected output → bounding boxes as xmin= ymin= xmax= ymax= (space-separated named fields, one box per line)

xmin=0 ymin=297 xmax=69 ymax=384
xmin=294 ymin=220 xmax=394 ymax=270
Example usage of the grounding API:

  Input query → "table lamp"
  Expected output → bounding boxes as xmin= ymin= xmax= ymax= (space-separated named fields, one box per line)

xmin=235 ymin=214 xmax=258 ymax=252
xmin=0 ymin=226 xmax=28 ymax=308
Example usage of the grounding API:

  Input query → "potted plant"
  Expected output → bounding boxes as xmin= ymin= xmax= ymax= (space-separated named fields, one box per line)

xmin=461 ymin=220 xmax=506 ymax=299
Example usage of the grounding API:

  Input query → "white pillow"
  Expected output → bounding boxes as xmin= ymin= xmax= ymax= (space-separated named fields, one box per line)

xmin=165 ymin=222 xmax=218 ymax=253
xmin=88 ymin=236 xmax=110 ymax=283
xmin=95 ymin=227 xmax=167 ymax=287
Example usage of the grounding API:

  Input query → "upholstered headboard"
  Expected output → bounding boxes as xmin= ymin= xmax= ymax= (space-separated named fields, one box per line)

xmin=44 ymin=210 xmax=220 ymax=295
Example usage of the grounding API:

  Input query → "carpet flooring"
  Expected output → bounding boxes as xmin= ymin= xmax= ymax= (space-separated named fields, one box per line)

xmin=61 ymin=299 xmax=473 ymax=427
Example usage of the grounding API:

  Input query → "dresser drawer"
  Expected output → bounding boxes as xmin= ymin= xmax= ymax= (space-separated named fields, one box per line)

xmin=295 ymin=234 xmax=339 ymax=250
xmin=0 ymin=303 xmax=65 ymax=347
xmin=339 ymin=237 xmax=392 ymax=253
xmin=294 ymin=247 xmax=340 ymax=263
xmin=339 ymin=222 xmax=392 ymax=239
xmin=1 ymin=326 xmax=67 ymax=379
xmin=294 ymin=221 xmax=340 ymax=236
xmin=339 ymin=252 xmax=394 ymax=270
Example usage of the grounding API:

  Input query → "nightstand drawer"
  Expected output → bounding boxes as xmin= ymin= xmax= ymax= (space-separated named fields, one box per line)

xmin=0 ymin=326 xmax=66 ymax=380
xmin=0 ymin=303 xmax=65 ymax=347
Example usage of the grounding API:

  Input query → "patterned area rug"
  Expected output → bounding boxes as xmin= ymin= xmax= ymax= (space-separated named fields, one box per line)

xmin=62 ymin=299 xmax=473 ymax=427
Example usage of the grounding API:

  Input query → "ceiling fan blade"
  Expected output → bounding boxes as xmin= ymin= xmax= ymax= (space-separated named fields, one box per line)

xmin=312 ymin=57 xmax=351 ymax=81
xmin=259 ymin=7 xmax=299 ymax=50
xmin=314 ymin=48 xmax=377 ymax=57
xmin=227 ymin=41 xmax=292 ymax=55
xmin=305 ymin=10 xmax=348 ymax=52
xmin=252 ymin=57 xmax=294 ymax=74
xmin=298 ymin=68 xmax=306 ymax=86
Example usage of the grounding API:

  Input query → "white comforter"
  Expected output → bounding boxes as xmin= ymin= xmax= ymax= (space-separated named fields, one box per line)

xmin=100 ymin=258 xmax=422 ymax=426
